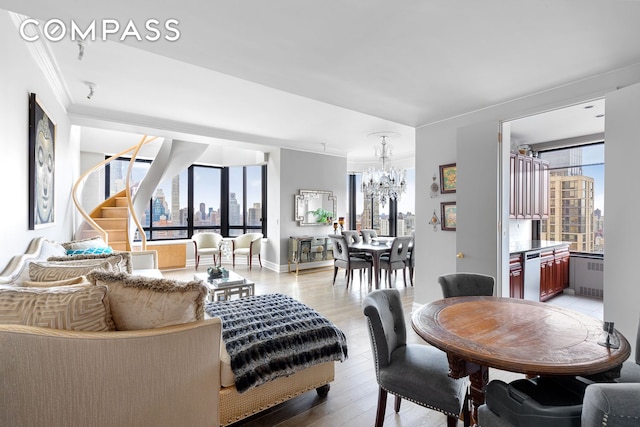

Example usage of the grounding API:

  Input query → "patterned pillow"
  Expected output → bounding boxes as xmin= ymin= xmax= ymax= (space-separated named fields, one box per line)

xmin=29 ymin=259 xmax=116 ymax=282
xmin=87 ymin=271 xmax=208 ymax=331
xmin=22 ymin=275 xmax=89 ymax=288
xmin=61 ymin=236 xmax=108 ymax=251
xmin=47 ymin=252 xmax=132 ymax=274
xmin=0 ymin=284 xmax=115 ymax=331
xmin=66 ymin=247 xmax=113 ymax=256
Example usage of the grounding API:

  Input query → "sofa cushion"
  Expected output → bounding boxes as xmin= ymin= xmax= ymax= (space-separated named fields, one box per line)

xmin=22 ymin=275 xmax=90 ymax=288
xmin=29 ymin=258 xmax=119 ymax=282
xmin=61 ymin=236 xmax=108 ymax=251
xmin=87 ymin=271 xmax=208 ymax=331
xmin=0 ymin=284 xmax=115 ymax=331
xmin=47 ymin=252 xmax=133 ymax=274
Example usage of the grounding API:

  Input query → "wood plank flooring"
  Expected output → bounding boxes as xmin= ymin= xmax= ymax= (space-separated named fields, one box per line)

xmin=163 ymin=265 xmax=522 ymax=427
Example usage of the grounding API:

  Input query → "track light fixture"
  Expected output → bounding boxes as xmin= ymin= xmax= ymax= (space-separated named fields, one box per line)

xmin=77 ymin=41 xmax=85 ymax=60
xmin=85 ymin=82 xmax=96 ymax=100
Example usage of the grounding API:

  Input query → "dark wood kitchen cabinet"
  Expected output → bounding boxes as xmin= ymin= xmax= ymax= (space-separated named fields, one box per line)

xmin=509 ymin=153 xmax=549 ymax=220
xmin=509 ymin=253 xmax=524 ymax=299
xmin=539 ymin=244 xmax=570 ymax=301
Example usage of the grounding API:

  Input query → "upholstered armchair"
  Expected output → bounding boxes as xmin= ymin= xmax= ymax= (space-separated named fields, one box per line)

xmin=192 ymin=232 xmax=224 ymax=270
xmin=438 ymin=272 xmax=495 ymax=298
xmin=232 ymin=232 xmax=263 ymax=269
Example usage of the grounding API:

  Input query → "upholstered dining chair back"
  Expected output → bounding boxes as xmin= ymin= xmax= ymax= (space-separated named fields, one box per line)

xmin=380 ymin=236 xmax=413 ymax=287
xmin=329 ymin=234 xmax=372 ymax=287
xmin=329 ymin=234 xmax=350 ymax=263
xmin=363 ymin=289 xmax=470 ymax=427
xmin=191 ymin=231 xmax=223 ymax=270
xmin=342 ymin=230 xmax=362 ymax=245
xmin=618 ymin=315 xmax=640 ymax=382
xmin=360 ymin=229 xmax=378 ymax=244
xmin=438 ymin=272 xmax=495 ymax=298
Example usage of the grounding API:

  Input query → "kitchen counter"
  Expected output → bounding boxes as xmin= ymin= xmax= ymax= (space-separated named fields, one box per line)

xmin=509 ymin=240 xmax=570 ymax=254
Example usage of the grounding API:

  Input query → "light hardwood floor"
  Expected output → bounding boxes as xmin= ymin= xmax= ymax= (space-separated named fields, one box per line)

xmin=164 ymin=264 xmax=521 ymax=427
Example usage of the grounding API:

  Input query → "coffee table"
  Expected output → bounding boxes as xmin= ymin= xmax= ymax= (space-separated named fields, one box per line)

xmin=193 ymin=271 xmax=255 ymax=301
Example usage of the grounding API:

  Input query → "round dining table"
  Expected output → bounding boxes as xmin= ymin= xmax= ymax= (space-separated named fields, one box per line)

xmin=411 ymin=296 xmax=631 ymax=425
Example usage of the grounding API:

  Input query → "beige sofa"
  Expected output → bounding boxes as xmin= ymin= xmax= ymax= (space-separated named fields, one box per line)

xmin=0 ymin=238 xmax=335 ymax=427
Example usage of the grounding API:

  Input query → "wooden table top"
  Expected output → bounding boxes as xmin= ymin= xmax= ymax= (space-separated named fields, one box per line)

xmin=411 ymin=296 xmax=631 ymax=377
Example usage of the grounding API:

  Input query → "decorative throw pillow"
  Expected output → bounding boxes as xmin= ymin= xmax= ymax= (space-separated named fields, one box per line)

xmin=22 ymin=275 xmax=89 ymax=288
xmin=66 ymin=247 xmax=114 ymax=256
xmin=86 ymin=271 xmax=208 ymax=331
xmin=47 ymin=252 xmax=132 ymax=274
xmin=29 ymin=259 xmax=116 ymax=282
xmin=61 ymin=236 xmax=108 ymax=251
xmin=0 ymin=284 xmax=115 ymax=331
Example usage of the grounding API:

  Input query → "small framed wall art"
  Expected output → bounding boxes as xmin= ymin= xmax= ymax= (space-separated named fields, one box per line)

xmin=439 ymin=163 xmax=457 ymax=194
xmin=28 ymin=92 xmax=56 ymax=229
xmin=440 ymin=201 xmax=457 ymax=231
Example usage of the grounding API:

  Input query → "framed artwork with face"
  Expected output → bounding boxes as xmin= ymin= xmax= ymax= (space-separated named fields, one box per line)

xmin=28 ymin=93 xmax=56 ymax=229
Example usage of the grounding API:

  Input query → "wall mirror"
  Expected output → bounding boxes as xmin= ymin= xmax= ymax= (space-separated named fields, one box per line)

xmin=294 ymin=190 xmax=337 ymax=226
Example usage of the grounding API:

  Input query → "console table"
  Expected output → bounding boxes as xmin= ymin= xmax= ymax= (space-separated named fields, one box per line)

xmin=288 ymin=236 xmax=333 ymax=274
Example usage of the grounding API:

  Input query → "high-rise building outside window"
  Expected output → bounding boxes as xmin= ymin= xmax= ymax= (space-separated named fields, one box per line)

xmin=539 ymin=143 xmax=604 ymax=254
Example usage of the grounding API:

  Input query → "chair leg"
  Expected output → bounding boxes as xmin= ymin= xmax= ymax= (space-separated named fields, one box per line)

xmin=213 ymin=254 xmax=217 ymax=266
xmin=333 ymin=267 xmax=339 ymax=285
xmin=375 ymin=387 xmax=388 ymax=427
xmin=394 ymin=394 xmax=401 ymax=413
xmin=258 ymin=254 xmax=262 ymax=268
xmin=247 ymin=255 xmax=251 ymax=270
xmin=195 ymin=254 xmax=199 ymax=270
xmin=402 ymin=268 xmax=407 ymax=287
xmin=232 ymin=254 xmax=235 ymax=267
xmin=409 ymin=266 xmax=414 ymax=286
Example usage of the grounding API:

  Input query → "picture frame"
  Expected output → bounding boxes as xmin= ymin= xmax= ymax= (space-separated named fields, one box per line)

xmin=441 ymin=201 xmax=457 ymax=231
xmin=28 ymin=93 xmax=56 ymax=230
xmin=439 ymin=163 xmax=457 ymax=194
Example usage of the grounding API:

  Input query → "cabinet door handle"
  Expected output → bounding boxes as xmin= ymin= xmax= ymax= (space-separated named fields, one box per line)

xmin=456 ymin=252 xmax=464 ymax=259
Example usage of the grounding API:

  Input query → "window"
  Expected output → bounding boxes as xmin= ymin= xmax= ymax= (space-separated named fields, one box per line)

xmin=106 ymin=159 xmax=266 ymax=240
xmin=538 ymin=143 xmax=604 ymax=253
xmin=347 ymin=169 xmax=415 ymax=237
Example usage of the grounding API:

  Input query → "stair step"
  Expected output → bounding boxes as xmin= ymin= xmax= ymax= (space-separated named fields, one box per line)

xmin=101 ymin=206 xmax=129 ymax=218
xmin=93 ymin=218 xmax=128 ymax=229
xmin=109 ymin=241 xmax=129 ymax=251
xmin=115 ymin=197 xmax=129 ymax=208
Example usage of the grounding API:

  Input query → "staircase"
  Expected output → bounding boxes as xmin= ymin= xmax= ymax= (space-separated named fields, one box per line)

xmin=72 ymin=137 xmax=209 ymax=251
xmin=83 ymin=190 xmax=130 ymax=251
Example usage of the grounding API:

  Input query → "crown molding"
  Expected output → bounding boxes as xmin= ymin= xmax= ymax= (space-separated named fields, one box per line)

xmin=9 ymin=11 xmax=72 ymax=110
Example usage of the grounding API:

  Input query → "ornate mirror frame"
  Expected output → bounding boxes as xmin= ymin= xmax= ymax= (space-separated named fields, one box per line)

xmin=294 ymin=190 xmax=337 ymax=226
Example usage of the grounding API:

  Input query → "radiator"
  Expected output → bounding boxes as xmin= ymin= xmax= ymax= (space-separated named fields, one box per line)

xmin=569 ymin=254 xmax=604 ymax=299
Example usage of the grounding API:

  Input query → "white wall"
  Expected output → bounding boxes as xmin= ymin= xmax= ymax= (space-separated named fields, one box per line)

xmin=276 ymin=149 xmax=347 ymax=271
xmin=415 ymin=63 xmax=640 ymax=357
xmin=0 ymin=11 xmax=77 ymax=269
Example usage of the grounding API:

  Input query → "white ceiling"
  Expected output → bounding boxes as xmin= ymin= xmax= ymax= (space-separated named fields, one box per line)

xmin=3 ymin=1 xmax=640 ymax=166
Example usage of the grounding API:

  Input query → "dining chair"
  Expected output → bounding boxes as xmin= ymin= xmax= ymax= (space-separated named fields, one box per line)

xmin=438 ymin=272 xmax=495 ymax=298
xmin=363 ymin=289 xmax=469 ymax=427
xmin=328 ymin=234 xmax=372 ymax=288
xmin=581 ymin=383 xmax=640 ymax=427
xmin=404 ymin=237 xmax=415 ymax=286
xmin=617 ymin=315 xmax=640 ymax=382
xmin=191 ymin=232 xmax=224 ymax=270
xmin=232 ymin=232 xmax=263 ymax=270
xmin=360 ymin=229 xmax=378 ymax=244
xmin=341 ymin=230 xmax=362 ymax=245
xmin=379 ymin=236 xmax=413 ymax=287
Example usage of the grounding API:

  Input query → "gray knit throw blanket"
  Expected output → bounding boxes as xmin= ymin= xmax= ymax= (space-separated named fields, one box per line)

xmin=205 ymin=293 xmax=348 ymax=393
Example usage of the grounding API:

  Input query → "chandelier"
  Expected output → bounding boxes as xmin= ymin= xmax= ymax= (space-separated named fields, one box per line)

xmin=361 ymin=135 xmax=407 ymax=207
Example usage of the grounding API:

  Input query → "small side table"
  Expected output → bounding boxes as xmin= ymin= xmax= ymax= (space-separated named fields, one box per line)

xmin=193 ymin=272 xmax=255 ymax=302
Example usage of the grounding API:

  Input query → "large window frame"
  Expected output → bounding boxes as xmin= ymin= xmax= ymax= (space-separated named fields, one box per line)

xmin=105 ymin=158 xmax=267 ymax=240
xmin=537 ymin=141 xmax=604 ymax=254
